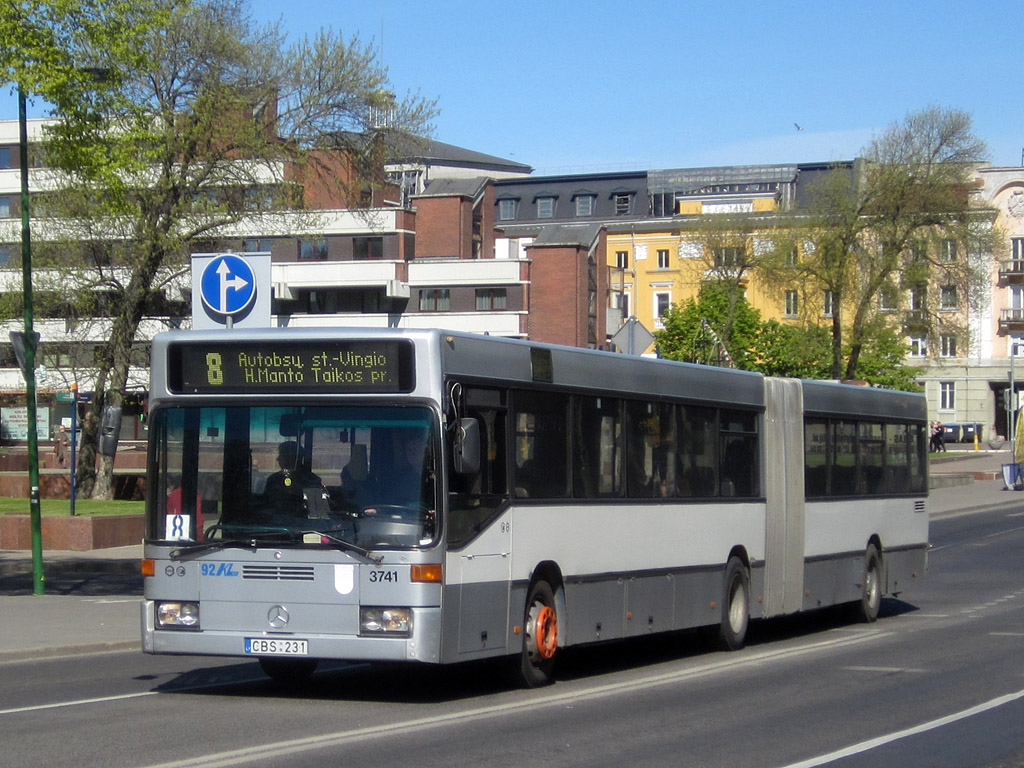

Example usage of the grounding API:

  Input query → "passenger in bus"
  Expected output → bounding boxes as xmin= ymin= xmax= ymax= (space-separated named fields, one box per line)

xmin=263 ymin=441 xmax=324 ymax=517
xmin=339 ymin=444 xmax=371 ymax=511
xmin=380 ymin=428 xmax=433 ymax=510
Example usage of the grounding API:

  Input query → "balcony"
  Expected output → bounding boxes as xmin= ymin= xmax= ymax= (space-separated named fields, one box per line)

xmin=1000 ymin=307 xmax=1024 ymax=332
xmin=272 ymin=260 xmax=410 ymax=300
xmin=277 ymin=310 xmax=524 ymax=337
xmin=1000 ymin=260 xmax=1024 ymax=283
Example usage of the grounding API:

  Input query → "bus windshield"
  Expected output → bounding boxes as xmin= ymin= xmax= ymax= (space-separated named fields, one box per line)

xmin=149 ymin=405 xmax=438 ymax=550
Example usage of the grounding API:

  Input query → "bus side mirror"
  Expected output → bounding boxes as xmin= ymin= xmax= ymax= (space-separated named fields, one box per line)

xmin=453 ymin=418 xmax=480 ymax=475
xmin=98 ymin=405 xmax=122 ymax=457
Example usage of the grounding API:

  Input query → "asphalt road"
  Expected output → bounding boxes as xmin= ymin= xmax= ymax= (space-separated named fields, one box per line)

xmin=2 ymin=502 xmax=1024 ymax=768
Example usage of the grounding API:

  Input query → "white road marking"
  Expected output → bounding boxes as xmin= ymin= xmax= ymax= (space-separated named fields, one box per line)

xmin=123 ymin=631 xmax=891 ymax=768
xmin=775 ymin=688 xmax=1024 ymax=768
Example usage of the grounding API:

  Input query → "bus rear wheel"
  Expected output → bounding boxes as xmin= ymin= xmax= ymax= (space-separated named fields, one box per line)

xmin=519 ymin=580 xmax=558 ymax=688
xmin=718 ymin=556 xmax=750 ymax=651
xmin=854 ymin=544 xmax=882 ymax=623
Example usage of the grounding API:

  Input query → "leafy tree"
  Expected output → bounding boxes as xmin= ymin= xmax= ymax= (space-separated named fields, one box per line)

xmin=656 ymin=283 xmax=762 ymax=369
xmin=18 ymin=0 xmax=437 ymax=497
xmin=843 ymin=323 xmax=922 ymax=391
xmin=759 ymin=106 xmax=997 ymax=381
xmin=1 ymin=1 xmax=156 ymax=114
xmin=749 ymin=320 xmax=831 ymax=379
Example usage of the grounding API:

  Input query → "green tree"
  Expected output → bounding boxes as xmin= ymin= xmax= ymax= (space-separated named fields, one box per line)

xmin=843 ymin=323 xmax=921 ymax=391
xmin=23 ymin=0 xmax=437 ymax=497
xmin=749 ymin=321 xmax=831 ymax=379
xmin=1 ymin=1 xmax=157 ymax=114
xmin=656 ymin=283 xmax=763 ymax=369
xmin=759 ymin=106 xmax=997 ymax=381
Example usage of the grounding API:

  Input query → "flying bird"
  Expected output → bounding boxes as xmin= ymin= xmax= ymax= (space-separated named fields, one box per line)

xmin=794 ymin=123 xmax=803 ymax=131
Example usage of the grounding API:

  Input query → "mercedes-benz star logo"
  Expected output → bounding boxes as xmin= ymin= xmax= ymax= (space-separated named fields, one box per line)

xmin=267 ymin=605 xmax=290 ymax=629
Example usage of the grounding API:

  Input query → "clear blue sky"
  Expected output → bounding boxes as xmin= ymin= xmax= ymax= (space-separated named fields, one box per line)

xmin=6 ymin=1 xmax=1023 ymax=175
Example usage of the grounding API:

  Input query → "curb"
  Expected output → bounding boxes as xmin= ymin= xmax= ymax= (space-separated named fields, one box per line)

xmin=0 ymin=640 xmax=141 ymax=664
xmin=0 ymin=558 xmax=140 ymax=578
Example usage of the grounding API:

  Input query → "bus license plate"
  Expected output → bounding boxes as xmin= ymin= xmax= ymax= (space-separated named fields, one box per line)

xmin=244 ymin=638 xmax=308 ymax=656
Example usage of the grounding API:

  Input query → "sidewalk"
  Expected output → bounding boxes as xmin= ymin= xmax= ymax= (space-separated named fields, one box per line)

xmin=1 ymin=449 xmax=1022 ymax=663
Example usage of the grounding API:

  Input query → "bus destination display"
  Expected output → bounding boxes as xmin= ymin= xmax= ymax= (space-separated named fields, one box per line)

xmin=171 ymin=341 xmax=413 ymax=393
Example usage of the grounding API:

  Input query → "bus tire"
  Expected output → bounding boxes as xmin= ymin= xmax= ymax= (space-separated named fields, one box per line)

xmin=259 ymin=657 xmax=319 ymax=684
xmin=718 ymin=556 xmax=750 ymax=651
xmin=854 ymin=544 xmax=882 ymax=623
xmin=519 ymin=579 xmax=558 ymax=688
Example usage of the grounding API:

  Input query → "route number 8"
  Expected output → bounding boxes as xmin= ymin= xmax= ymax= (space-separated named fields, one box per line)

xmin=206 ymin=352 xmax=224 ymax=385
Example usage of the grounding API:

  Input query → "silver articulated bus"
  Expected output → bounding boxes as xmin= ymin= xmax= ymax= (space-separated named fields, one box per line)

xmin=141 ymin=328 xmax=929 ymax=686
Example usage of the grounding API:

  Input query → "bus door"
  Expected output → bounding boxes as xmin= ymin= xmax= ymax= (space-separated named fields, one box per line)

xmin=446 ymin=385 xmax=512 ymax=657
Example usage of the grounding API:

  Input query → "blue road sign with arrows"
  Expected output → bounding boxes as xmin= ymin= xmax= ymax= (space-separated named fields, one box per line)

xmin=199 ymin=254 xmax=256 ymax=317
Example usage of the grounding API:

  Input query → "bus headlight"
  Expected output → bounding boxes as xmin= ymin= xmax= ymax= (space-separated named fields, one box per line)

xmin=359 ymin=607 xmax=411 ymax=636
xmin=156 ymin=601 xmax=200 ymax=630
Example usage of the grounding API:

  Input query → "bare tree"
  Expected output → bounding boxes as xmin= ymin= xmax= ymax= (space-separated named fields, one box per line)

xmin=31 ymin=0 xmax=436 ymax=497
xmin=759 ymin=107 xmax=997 ymax=381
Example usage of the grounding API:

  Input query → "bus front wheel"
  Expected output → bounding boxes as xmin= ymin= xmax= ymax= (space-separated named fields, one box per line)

xmin=718 ymin=556 xmax=750 ymax=651
xmin=519 ymin=580 xmax=558 ymax=688
xmin=854 ymin=544 xmax=882 ymax=623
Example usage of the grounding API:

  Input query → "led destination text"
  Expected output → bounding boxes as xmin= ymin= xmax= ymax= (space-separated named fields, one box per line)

xmin=235 ymin=350 xmax=392 ymax=385
xmin=173 ymin=341 xmax=412 ymax=393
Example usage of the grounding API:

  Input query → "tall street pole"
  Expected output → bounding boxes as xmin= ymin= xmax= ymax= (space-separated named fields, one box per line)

xmin=19 ymin=84 xmax=45 ymax=595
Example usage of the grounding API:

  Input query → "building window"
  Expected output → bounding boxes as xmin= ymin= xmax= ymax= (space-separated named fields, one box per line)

xmin=823 ymin=290 xmax=835 ymax=318
xmin=244 ymin=187 xmax=274 ymax=211
xmin=0 ymin=197 xmax=9 ymax=218
xmin=475 ymin=288 xmax=507 ymax=310
xmin=908 ymin=336 xmax=928 ymax=357
xmin=939 ymin=285 xmax=957 ymax=311
xmin=536 ymin=196 xmax=555 ymax=219
xmin=298 ymin=238 xmax=327 ymax=260
xmin=909 ymin=286 xmax=926 ymax=311
xmin=0 ymin=147 xmax=9 ymax=169
xmin=939 ymin=381 xmax=955 ymax=411
xmin=784 ymin=290 xmax=798 ymax=317
xmin=657 ymin=249 xmax=670 ymax=269
xmin=910 ymin=240 xmax=928 ymax=262
xmin=1012 ymin=336 xmax=1024 ymax=356
xmin=653 ymin=292 xmax=671 ymax=327
xmin=614 ymin=193 xmax=632 ymax=216
xmin=0 ymin=244 xmax=10 ymax=265
xmin=575 ymin=195 xmax=595 ymax=217
xmin=1013 ymin=237 xmax=1024 ymax=269
xmin=879 ymin=286 xmax=899 ymax=312
xmin=713 ymin=247 xmax=744 ymax=267
xmin=242 ymin=238 xmax=273 ymax=253
xmin=939 ymin=239 xmax=957 ymax=263
xmin=785 ymin=246 xmax=799 ymax=266
xmin=419 ymin=289 xmax=450 ymax=311
xmin=497 ymin=198 xmax=518 ymax=221
xmin=939 ymin=334 xmax=957 ymax=357
xmin=354 ymin=236 xmax=384 ymax=260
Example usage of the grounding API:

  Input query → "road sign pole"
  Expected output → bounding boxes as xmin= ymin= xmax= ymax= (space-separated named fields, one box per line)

xmin=19 ymin=85 xmax=44 ymax=595
xmin=70 ymin=383 xmax=78 ymax=517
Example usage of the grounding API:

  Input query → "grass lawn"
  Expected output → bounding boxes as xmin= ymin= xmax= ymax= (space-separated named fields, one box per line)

xmin=0 ymin=498 xmax=144 ymax=516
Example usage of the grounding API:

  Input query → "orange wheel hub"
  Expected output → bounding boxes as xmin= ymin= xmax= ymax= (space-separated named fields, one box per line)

xmin=533 ymin=605 xmax=558 ymax=659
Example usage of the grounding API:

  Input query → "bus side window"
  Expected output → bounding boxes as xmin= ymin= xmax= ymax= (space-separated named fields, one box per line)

xmin=448 ymin=387 xmax=509 ymax=545
xmin=513 ymin=390 xmax=569 ymax=499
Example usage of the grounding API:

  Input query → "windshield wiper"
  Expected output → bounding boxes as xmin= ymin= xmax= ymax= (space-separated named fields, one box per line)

xmin=169 ymin=538 xmax=259 ymax=560
xmin=304 ymin=529 xmax=383 ymax=565
xmin=168 ymin=528 xmax=292 ymax=560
